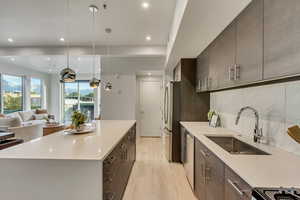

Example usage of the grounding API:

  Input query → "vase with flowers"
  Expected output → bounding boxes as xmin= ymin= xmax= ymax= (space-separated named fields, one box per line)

xmin=71 ymin=111 xmax=87 ymax=131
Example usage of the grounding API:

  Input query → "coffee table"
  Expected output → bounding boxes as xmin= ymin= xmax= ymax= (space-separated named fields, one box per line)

xmin=43 ymin=123 xmax=65 ymax=136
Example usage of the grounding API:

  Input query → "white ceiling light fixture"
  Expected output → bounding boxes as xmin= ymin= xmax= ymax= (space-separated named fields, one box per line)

xmin=60 ymin=0 xmax=76 ymax=83
xmin=60 ymin=37 xmax=65 ymax=42
xmin=89 ymin=5 xmax=100 ymax=89
xmin=8 ymin=38 xmax=14 ymax=43
xmin=142 ymin=2 xmax=150 ymax=9
xmin=10 ymin=57 xmax=15 ymax=61
xmin=148 ymin=72 xmax=152 ymax=76
xmin=146 ymin=35 xmax=151 ymax=41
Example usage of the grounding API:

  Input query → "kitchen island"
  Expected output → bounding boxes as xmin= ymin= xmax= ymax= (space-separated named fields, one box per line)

xmin=0 ymin=120 xmax=136 ymax=200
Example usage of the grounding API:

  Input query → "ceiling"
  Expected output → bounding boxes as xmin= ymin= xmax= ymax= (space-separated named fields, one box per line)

xmin=0 ymin=55 xmax=165 ymax=74
xmin=0 ymin=0 xmax=176 ymax=47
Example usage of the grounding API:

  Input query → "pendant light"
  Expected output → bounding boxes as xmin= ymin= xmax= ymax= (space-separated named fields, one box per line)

xmin=60 ymin=0 xmax=76 ymax=83
xmin=89 ymin=5 xmax=100 ymax=88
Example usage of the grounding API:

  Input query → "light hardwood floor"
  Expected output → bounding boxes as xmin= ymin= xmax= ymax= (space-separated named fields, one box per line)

xmin=123 ymin=137 xmax=197 ymax=200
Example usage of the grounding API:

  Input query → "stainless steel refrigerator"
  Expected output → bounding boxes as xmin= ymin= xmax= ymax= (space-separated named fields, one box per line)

xmin=163 ymin=59 xmax=210 ymax=162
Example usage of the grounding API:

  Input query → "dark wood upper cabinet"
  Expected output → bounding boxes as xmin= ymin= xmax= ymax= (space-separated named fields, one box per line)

xmin=264 ymin=0 xmax=300 ymax=79
xmin=196 ymin=47 xmax=210 ymax=92
xmin=210 ymin=22 xmax=236 ymax=90
xmin=236 ymin=0 xmax=263 ymax=84
xmin=196 ymin=0 xmax=300 ymax=91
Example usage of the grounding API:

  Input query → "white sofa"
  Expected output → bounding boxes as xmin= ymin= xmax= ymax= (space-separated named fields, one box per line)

xmin=1 ymin=111 xmax=48 ymax=143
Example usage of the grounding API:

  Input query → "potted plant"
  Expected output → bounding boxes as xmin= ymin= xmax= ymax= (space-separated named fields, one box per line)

xmin=71 ymin=111 xmax=87 ymax=131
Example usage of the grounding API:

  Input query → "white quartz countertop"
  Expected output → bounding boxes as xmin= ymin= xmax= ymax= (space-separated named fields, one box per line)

xmin=180 ymin=121 xmax=300 ymax=188
xmin=0 ymin=120 xmax=136 ymax=161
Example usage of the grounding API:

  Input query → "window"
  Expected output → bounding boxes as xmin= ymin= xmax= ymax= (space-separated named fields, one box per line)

xmin=63 ymin=81 xmax=95 ymax=123
xmin=30 ymin=78 xmax=43 ymax=110
xmin=2 ymin=74 xmax=24 ymax=114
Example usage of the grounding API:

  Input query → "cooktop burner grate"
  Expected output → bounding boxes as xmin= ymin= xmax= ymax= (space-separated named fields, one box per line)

xmin=253 ymin=188 xmax=300 ymax=200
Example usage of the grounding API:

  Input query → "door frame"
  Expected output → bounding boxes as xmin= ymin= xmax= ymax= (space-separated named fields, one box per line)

xmin=136 ymin=75 xmax=163 ymax=137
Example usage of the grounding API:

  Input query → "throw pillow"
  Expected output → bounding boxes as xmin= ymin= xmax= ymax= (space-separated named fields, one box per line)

xmin=36 ymin=109 xmax=48 ymax=114
xmin=6 ymin=112 xmax=23 ymax=122
xmin=18 ymin=111 xmax=34 ymax=122
xmin=33 ymin=114 xmax=48 ymax=120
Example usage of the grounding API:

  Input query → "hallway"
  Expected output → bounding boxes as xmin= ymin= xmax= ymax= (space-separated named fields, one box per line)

xmin=123 ymin=138 xmax=197 ymax=200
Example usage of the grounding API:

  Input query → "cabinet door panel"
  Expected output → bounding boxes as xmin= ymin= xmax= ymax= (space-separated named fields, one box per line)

xmin=194 ymin=140 xmax=206 ymax=200
xmin=236 ymin=0 xmax=263 ymax=84
xmin=205 ymin=152 xmax=225 ymax=200
xmin=197 ymin=48 xmax=210 ymax=92
xmin=210 ymin=22 xmax=236 ymax=90
xmin=264 ymin=0 xmax=300 ymax=79
xmin=225 ymin=167 xmax=252 ymax=200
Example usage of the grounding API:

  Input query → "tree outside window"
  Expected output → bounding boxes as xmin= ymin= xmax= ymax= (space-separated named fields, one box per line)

xmin=30 ymin=78 xmax=43 ymax=110
xmin=2 ymin=75 xmax=24 ymax=114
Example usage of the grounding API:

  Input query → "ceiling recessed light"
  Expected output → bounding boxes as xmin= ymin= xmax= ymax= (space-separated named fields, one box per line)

xmin=8 ymin=38 xmax=14 ymax=43
xmin=60 ymin=37 xmax=65 ymax=42
xmin=10 ymin=57 xmax=15 ymax=61
xmin=148 ymin=72 xmax=152 ymax=76
xmin=146 ymin=36 xmax=151 ymax=41
xmin=142 ymin=2 xmax=150 ymax=9
xmin=46 ymin=57 xmax=51 ymax=61
xmin=77 ymin=57 xmax=81 ymax=61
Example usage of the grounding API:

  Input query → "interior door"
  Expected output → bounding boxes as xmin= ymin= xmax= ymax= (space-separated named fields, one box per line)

xmin=139 ymin=80 xmax=162 ymax=137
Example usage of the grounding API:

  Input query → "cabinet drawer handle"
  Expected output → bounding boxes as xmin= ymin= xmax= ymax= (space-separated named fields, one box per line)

xmin=227 ymin=179 xmax=244 ymax=196
xmin=205 ymin=167 xmax=211 ymax=182
xmin=104 ymin=176 xmax=113 ymax=183
xmin=229 ymin=66 xmax=235 ymax=81
xmin=104 ymin=156 xmax=116 ymax=165
xmin=104 ymin=192 xmax=115 ymax=200
xmin=234 ymin=64 xmax=241 ymax=80
xmin=200 ymin=149 xmax=208 ymax=157
xmin=200 ymin=164 xmax=206 ymax=177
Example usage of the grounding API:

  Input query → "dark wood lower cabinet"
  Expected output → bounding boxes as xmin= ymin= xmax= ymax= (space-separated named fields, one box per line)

xmin=194 ymin=139 xmax=206 ymax=200
xmin=194 ymin=137 xmax=252 ymax=200
xmin=194 ymin=139 xmax=224 ymax=200
xmin=103 ymin=124 xmax=136 ymax=200
xmin=225 ymin=167 xmax=252 ymax=200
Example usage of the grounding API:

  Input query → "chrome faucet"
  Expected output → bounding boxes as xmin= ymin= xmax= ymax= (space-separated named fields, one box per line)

xmin=235 ymin=106 xmax=263 ymax=143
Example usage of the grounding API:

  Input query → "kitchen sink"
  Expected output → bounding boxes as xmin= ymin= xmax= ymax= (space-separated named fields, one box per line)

xmin=206 ymin=136 xmax=270 ymax=155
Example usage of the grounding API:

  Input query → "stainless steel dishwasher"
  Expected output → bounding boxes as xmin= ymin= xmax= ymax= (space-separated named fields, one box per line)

xmin=183 ymin=131 xmax=194 ymax=189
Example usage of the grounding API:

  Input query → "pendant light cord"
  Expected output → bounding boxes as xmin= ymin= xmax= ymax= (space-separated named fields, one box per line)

xmin=92 ymin=7 xmax=96 ymax=78
xmin=66 ymin=0 xmax=70 ymax=69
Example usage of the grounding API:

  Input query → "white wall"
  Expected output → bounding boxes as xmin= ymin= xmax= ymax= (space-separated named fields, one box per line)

xmin=210 ymin=80 xmax=300 ymax=156
xmin=100 ymin=74 xmax=136 ymax=120
xmin=0 ymin=61 xmax=51 ymax=111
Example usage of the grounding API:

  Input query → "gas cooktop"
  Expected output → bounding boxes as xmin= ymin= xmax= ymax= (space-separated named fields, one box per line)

xmin=252 ymin=188 xmax=300 ymax=200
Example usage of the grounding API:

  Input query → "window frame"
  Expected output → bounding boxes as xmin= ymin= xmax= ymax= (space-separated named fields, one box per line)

xmin=30 ymin=77 xmax=44 ymax=110
xmin=1 ymin=74 xmax=25 ymax=114
xmin=62 ymin=80 xmax=96 ymax=123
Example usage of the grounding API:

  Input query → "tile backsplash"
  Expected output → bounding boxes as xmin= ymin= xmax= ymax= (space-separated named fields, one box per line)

xmin=210 ymin=80 xmax=300 ymax=156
